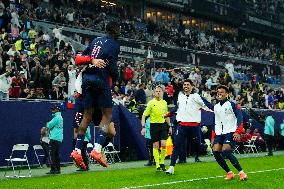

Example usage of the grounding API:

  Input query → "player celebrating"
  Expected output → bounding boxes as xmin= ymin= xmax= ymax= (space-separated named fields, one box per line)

xmin=71 ymin=20 xmax=120 ymax=169
xmin=212 ymin=85 xmax=248 ymax=181
xmin=165 ymin=79 xmax=212 ymax=175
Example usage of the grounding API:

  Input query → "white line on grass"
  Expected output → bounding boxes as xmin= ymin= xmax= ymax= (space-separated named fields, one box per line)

xmin=121 ymin=167 xmax=284 ymax=189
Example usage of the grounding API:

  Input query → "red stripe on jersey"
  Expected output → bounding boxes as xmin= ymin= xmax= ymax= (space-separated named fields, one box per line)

xmin=179 ymin=122 xmax=200 ymax=127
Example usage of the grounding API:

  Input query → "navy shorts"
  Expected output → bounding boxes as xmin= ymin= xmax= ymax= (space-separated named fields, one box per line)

xmin=213 ymin=132 xmax=235 ymax=148
xmin=82 ymin=73 xmax=112 ymax=109
xmin=73 ymin=95 xmax=104 ymax=127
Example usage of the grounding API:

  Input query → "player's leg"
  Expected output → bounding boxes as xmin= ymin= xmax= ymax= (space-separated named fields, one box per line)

xmin=144 ymin=138 xmax=154 ymax=166
xmin=102 ymin=122 xmax=116 ymax=148
xmin=212 ymin=136 xmax=233 ymax=180
xmin=166 ymin=125 xmax=187 ymax=174
xmin=89 ymin=108 xmax=113 ymax=168
xmin=71 ymin=107 xmax=93 ymax=170
xmin=222 ymin=133 xmax=247 ymax=181
xmin=76 ymin=107 xmax=94 ymax=152
xmin=189 ymin=126 xmax=202 ymax=162
xmin=80 ymin=141 xmax=89 ymax=171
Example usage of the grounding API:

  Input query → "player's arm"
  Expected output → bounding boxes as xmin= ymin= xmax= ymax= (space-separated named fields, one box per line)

xmin=166 ymin=117 xmax=172 ymax=135
xmin=75 ymin=54 xmax=107 ymax=68
xmin=231 ymin=102 xmax=243 ymax=141
xmin=195 ymin=94 xmax=214 ymax=110
xmin=165 ymin=104 xmax=178 ymax=117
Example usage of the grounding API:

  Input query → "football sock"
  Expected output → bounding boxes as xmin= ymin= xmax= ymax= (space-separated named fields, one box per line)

xmin=102 ymin=136 xmax=112 ymax=148
xmin=97 ymin=129 xmax=107 ymax=146
xmin=222 ymin=150 xmax=242 ymax=172
xmin=153 ymin=148 xmax=160 ymax=168
xmin=160 ymin=147 xmax=166 ymax=165
xmin=213 ymin=151 xmax=230 ymax=172
xmin=94 ymin=143 xmax=102 ymax=153
xmin=75 ymin=134 xmax=85 ymax=154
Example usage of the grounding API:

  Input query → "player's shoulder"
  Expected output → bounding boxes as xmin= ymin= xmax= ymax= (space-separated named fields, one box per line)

xmin=227 ymin=100 xmax=241 ymax=109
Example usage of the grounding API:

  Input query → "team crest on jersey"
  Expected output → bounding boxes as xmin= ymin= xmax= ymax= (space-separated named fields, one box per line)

xmin=224 ymin=108 xmax=233 ymax=114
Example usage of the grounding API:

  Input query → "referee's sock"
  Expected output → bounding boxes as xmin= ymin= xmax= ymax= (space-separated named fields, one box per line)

xmin=160 ymin=147 xmax=166 ymax=165
xmin=153 ymin=148 xmax=160 ymax=168
xmin=213 ymin=151 xmax=230 ymax=173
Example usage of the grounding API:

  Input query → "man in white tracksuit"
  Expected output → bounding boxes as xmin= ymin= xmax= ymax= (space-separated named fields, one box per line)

xmin=166 ymin=79 xmax=213 ymax=174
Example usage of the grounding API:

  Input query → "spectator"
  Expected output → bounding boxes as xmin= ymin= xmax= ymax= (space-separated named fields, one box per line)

xmin=164 ymin=82 xmax=174 ymax=104
xmin=67 ymin=65 xmax=76 ymax=97
xmin=124 ymin=64 xmax=134 ymax=82
xmin=0 ymin=66 xmax=12 ymax=100
xmin=52 ymin=70 xmax=66 ymax=87
xmin=26 ymin=88 xmax=37 ymax=99
xmin=30 ymin=59 xmax=43 ymax=88
xmin=10 ymin=72 xmax=22 ymax=98
xmin=267 ymin=90 xmax=276 ymax=109
xmin=135 ymin=83 xmax=146 ymax=104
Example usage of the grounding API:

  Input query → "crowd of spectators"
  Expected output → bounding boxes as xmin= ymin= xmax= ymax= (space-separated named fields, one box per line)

xmin=11 ymin=0 xmax=284 ymax=64
xmin=243 ymin=0 xmax=284 ymax=20
xmin=0 ymin=0 xmax=283 ymax=112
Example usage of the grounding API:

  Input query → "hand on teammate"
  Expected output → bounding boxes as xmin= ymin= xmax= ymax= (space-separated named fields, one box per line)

xmin=233 ymin=132 xmax=240 ymax=141
xmin=91 ymin=59 xmax=108 ymax=68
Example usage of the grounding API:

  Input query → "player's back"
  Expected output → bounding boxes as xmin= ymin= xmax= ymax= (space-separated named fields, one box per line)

xmin=83 ymin=35 xmax=119 ymax=82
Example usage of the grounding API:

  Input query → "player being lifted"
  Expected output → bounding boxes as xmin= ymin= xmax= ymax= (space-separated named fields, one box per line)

xmin=70 ymin=21 xmax=120 ymax=170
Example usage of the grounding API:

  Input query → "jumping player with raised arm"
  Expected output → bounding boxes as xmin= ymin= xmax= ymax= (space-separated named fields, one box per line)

xmin=70 ymin=21 xmax=120 ymax=170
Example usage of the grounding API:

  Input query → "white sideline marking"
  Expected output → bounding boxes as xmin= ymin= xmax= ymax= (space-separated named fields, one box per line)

xmin=121 ymin=168 xmax=284 ymax=189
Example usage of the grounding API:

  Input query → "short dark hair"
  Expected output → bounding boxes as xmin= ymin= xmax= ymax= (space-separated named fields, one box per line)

xmin=183 ymin=79 xmax=193 ymax=86
xmin=216 ymin=85 xmax=229 ymax=93
xmin=106 ymin=21 xmax=120 ymax=33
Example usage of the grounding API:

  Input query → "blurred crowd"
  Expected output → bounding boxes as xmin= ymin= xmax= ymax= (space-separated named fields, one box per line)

xmin=243 ymin=0 xmax=284 ymax=19
xmin=0 ymin=0 xmax=283 ymax=111
xmin=10 ymin=0 xmax=284 ymax=63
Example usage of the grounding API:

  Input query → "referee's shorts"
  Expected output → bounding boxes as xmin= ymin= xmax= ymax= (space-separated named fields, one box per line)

xmin=150 ymin=123 xmax=168 ymax=142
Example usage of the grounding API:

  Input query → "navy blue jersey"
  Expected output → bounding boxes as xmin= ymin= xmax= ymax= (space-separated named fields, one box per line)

xmin=82 ymin=35 xmax=119 ymax=83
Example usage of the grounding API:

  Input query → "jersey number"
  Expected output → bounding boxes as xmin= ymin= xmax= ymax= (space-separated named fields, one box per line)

xmin=91 ymin=45 xmax=101 ymax=59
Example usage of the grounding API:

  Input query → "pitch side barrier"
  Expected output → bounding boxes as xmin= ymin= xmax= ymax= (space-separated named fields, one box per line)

xmin=0 ymin=100 xmax=148 ymax=167
xmin=0 ymin=99 xmax=283 ymax=167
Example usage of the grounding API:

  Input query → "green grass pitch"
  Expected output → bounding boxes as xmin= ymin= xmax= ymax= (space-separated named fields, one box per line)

xmin=1 ymin=153 xmax=284 ymax=189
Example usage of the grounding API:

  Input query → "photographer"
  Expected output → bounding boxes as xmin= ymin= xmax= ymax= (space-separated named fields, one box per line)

xmin=0 ymin=66 xmax=12 ymax=100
